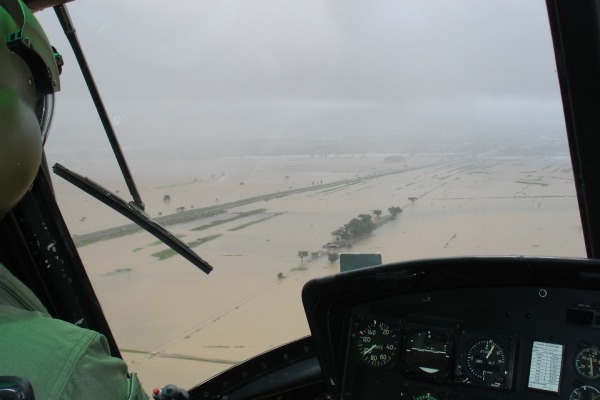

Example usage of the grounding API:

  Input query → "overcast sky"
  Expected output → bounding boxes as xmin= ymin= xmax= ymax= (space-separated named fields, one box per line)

xmin=36 ymin=0 xmax=565 ymax=163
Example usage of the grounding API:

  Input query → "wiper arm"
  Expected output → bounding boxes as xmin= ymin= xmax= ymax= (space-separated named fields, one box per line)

xmin=53 ymin=163 xmax=213 ymax=275
xmin=50 ymin=5 xmax=212 ymax=274
xmin=54 ymin=4 xmax=144 ymax=211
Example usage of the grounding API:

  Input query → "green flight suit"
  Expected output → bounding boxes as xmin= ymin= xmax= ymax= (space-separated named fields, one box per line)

xmin=0 ymin=263 xmax=149 ymax=399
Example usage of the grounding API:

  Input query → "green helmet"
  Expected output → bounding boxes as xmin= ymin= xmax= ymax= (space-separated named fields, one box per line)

xmin=0 ymin=0 xmax=60 ymax=216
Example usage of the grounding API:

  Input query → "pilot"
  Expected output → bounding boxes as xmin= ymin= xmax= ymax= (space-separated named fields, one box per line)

xmin=0 ymin=1 xmax=148 ymax=398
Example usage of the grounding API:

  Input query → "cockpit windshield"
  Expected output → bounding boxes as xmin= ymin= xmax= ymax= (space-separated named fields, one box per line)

xmin=37 ymin=0 xmax=584 ymax=390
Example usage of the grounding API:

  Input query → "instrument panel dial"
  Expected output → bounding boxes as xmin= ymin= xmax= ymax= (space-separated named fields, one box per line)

xmin=465 ymin=338 xmax=507 ymax=384
xmin=575 ymin=347 xmax=600 ymax=380
xmin=569 ymin=385 xmax=600 ymax=400
xmin=405 ymin=330 xmax=452 ymax=374
xmin=411 ymin=391 xmax=440 ymax=400
xmin=355 ymin=319 xmax=400 ymax=368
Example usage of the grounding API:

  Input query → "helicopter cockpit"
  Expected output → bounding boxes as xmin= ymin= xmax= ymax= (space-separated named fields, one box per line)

xmin=2 ymin=1 xmax=600 ymax=400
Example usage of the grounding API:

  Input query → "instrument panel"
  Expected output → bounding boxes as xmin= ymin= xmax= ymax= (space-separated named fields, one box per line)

xmin=302 ymin=257 xmax=600 ymax=400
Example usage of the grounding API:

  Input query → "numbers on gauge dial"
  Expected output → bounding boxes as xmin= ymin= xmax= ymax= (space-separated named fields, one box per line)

xmin=465 ymin=338 xmax=507 ymax=383
xmin=411 ymin=392 xmax=440 ymax=400
xmin=569 ymin=385 xmax=600 ymax=400
xmin=575 ymin=347 xmax=600 ymax=380
xmin=355 ymin=319 xmax=399 ymax=367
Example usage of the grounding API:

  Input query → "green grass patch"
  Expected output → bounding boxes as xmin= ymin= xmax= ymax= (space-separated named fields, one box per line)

xmin=228 ymin=212 xmax=284 ymax=231
xmin=192 ymin=208 xmax=267 ymax=231
xmin=188 ymin=234 xmax=222 ymax=247
xmin=149 ymin=234 xmax=186 ymax=246
xmin=290 ymin=265 xmax=308 ymax=271
xmin=152 ymin=234 xmax=222 ymax=261
xmin=152 ymin=248 xmax=178 ymax=261
xmin=73 ymin=225 xmax=143 ymax=247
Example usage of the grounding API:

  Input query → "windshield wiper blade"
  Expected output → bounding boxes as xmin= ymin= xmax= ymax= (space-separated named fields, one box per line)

xmin=53 ymin=163 xmax=213 ymax=275
xmin=54 ymin=4 xmax=144 ymax=211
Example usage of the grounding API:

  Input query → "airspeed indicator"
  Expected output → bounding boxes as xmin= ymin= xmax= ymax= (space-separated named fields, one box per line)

xmin=355 ymin=319 xmax=399 ymax=368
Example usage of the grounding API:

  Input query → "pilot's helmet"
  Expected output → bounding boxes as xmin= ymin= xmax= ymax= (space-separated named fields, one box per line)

xmin=0 ymin=0 xmax=61 ymax=217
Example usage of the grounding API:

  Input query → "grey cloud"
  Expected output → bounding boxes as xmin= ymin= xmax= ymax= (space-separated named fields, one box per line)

xmin=37 ymin=0 xmax=564 ymax=158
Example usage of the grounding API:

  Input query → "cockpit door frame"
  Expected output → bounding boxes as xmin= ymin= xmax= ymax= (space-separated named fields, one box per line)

xmin=546 ymin=0 xmax=600 ymax=258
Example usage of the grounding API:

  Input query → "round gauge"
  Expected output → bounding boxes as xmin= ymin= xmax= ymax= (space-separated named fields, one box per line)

xmin=465 ymin=338 xmax=507 ymax=383
xmin=405 ymin=330 xmax=452 ymax=374
xmin=569 ymin=385 xmax=600 ymax=400
xmin=411 ymin=391 xmax=439 ymax=400
xmin=575 ymin=347 xmax=600 ymax=380
xmin=355 ymin=319 xmax=399 ymax=368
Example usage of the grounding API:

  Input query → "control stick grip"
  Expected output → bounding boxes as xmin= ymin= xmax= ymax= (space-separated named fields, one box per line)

xmin=0 ymin=376 xmax=35 ymax=400
xmin=152 ymin=384 xmax=189 ymax=400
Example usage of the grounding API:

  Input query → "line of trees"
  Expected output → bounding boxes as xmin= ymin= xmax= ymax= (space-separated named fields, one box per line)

xmin=332 ymin=213 xmax=376 ymax=242
xmin=298 ymin=205 xmax=403 ymax=266
xmin=298 ymin=250 xmax=339 ymax=264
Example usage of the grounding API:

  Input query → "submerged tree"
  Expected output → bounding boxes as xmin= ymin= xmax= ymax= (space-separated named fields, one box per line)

xmin=372 ymin=209 xmax=382 ymax=217
xmin=388 ymin=206 xmax=403 ymax=219
xmin=328 ymin=252 xmax=340 ymax=263
xmin=298 ymin=250 xmax=309 ymax=262
xmin=351 ymin=214 xmax=376 ymax=237
xmin=332 ymin=227 xmax=351 ymax=241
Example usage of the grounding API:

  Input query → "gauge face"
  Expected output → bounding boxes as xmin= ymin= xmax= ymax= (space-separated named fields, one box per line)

xmin=575 ymin=347 xmax=600 ymax=380
xmin=411 ymin=392 xmax=439 ymax=400
xmin=405 ymin=330 xmax=452 ymax=374
xmin=355 ymin=319 xmax=399 ymax=368
xmin=569 ymin=385 xmax=600 ymax=400
xmin=465 ymin=338 xmax=507 ymax=383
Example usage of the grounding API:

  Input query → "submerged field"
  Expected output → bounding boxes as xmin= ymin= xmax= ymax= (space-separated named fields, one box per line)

xmin=51 ymin=154 xmax=585 ymax=391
